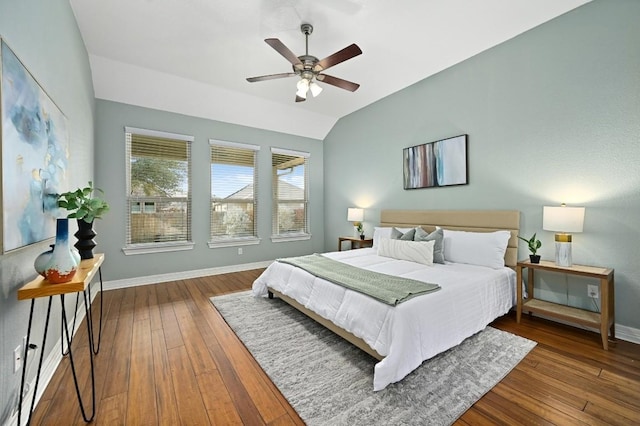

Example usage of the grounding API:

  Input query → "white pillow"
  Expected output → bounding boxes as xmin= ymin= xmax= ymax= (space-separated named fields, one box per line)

xmin=372 ymin=227 xmax=413 ymax=248
xmin=377 ymin=238 xmax=435 ymax=266
xmin=442 ymin=229 xmax=511 ymax=269
xmin=372 ymin=227 xmax=392 ymax=248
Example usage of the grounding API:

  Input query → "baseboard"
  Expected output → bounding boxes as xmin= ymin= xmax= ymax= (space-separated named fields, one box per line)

xmin=103 ymin=260 xmax=273 ymax=290
xmin=616 ymin=324 xmax=640 ymax=344
xmin=10 ymin=283 xmax=99 ymax=426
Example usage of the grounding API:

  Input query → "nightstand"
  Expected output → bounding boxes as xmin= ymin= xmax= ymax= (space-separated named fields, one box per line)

xmin=338 ymin=236 xmax=373 ymax=251
xmin=516 ymin=259 xmax=614 ymax=350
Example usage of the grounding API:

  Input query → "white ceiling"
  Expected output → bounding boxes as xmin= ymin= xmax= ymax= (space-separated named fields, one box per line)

xmin=70 ymin=0 xmax=590 ymax=140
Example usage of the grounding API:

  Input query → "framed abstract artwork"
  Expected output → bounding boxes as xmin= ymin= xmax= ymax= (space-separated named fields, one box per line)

xmin=403 ymin=134 xmax=468 ymax=190
xmin=1 ymin=39 xmax=69 ymax=253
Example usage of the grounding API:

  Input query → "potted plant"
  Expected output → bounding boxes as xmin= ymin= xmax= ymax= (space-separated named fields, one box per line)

xmin=57 ymin=181 xmax=110 ymax=259
xmin=356 ymin=222 xmax=364 ymax=240
xmin=518 ymin=233 xmax=542 ymax=264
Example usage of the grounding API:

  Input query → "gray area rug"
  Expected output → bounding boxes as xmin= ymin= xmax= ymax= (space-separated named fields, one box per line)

xmin=211 ymin=291 xmax=536 ymax=425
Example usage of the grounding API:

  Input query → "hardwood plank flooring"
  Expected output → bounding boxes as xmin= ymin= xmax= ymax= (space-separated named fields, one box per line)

xmin=28 ymin=269 xmax=640 ymax=425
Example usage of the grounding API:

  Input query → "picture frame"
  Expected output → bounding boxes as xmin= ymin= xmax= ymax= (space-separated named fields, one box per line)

xmin=403 ymin=134 xmax=468 ymax=189
xmin=1 ymin=38 xmax=70 ymax=253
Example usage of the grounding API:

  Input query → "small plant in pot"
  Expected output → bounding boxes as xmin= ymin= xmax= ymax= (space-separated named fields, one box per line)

xmin=518 ymin=233 xmax=542 ymax=264
xmin=57 ymin=181 xmax=110 ymax=260
xmin=356 ymin=222 xmax=364 ymax=240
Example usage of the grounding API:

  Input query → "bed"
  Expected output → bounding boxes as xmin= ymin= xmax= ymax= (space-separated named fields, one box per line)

xmin=252 ymin=209 xmax=520 ymax=391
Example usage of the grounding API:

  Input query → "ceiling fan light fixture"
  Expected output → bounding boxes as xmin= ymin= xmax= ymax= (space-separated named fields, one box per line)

xmin=309 ymin=81 xmax=323 ymax=97
xmin=296 ymin=78 xmax=309 ymax=98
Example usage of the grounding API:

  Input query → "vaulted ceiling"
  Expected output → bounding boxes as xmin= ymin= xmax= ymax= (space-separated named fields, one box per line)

xmin=70 ymin=0 xmax=590 ymax=139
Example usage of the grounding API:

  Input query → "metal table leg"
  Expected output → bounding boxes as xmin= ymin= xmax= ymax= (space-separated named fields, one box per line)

xmin=18 ymin=289 xmax=99 ymax=425
xmin=61 ymin=293 xmax=80 ymax=356
xmin=61 ymin=266 xmax=103 ymax=356
xmin=18 ymin=297 xmax=53 ymax=426
xmin=88 ymin=267 xmax=104 ymax=354
xmin=60 ymin=292 xmax=96 ymax=423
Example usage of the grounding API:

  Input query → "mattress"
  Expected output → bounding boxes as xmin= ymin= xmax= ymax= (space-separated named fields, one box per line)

xmin=252 ymin=247 xmax=516 ymax=391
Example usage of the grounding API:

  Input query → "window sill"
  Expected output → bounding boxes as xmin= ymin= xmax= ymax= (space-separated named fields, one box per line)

xmin=271 ymin=233 xmax=311 ymax=243
xmin=208 ymin=237 xmax=261 ymax=249
xmin=122 ymin=241 xmax=195 ymax=255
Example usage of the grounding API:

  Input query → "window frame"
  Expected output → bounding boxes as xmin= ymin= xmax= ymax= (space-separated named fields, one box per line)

xmin=123 ymin=126 xmax=194 ymax=255
xmin=271 ymin=147 xmax=311 ymax=242
xmin=208 ymin=139 xmax=261 ymax=248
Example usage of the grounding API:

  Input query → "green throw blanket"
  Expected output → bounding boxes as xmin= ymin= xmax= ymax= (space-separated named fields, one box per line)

xmin=277 ymin=253 xmax=440 ymax=306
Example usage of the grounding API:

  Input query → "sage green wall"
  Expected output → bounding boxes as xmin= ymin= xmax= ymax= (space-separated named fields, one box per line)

xmin=0 ymin=0 xmax=96 ymax=422
xmin=323 ymin=0 xmax=640 ymax=331
xmin=95 ymin=100 xmax=324 ymax=281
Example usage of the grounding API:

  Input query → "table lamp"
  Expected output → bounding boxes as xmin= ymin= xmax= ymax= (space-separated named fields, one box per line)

xmin=347 ymin=208 xmax=364 ymax=238
xmin=543 ymin=204 xmax=585 ymax=267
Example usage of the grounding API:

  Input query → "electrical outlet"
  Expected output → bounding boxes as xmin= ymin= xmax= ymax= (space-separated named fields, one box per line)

xmin=238 ymin=248 xmax=243 ymax=255
xmin=587 ymin=284 xmax=599 ymax=299
xmin=14 ymin=345 xmax=22 ymax=373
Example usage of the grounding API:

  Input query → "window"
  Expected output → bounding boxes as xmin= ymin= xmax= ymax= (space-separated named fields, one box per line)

xmin=124 ymin=127 xmax=193 ymax=255
xmin=209 ymin=140 xmax=260 ymax=247
xmin=271 ymin=147 xmax=310 ymax=241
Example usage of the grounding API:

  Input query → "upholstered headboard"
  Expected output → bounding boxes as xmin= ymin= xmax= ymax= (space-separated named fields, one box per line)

xmin=380 ymin=209 xmax=520 ymax=268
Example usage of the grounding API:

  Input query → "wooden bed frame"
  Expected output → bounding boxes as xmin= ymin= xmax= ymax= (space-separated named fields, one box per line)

xmin=267 ymin=209 xmax=521 ymax=360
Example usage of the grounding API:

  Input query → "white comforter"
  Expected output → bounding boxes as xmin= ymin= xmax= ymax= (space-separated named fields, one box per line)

xmin=252 ymin=248 xmax=516 ymax=391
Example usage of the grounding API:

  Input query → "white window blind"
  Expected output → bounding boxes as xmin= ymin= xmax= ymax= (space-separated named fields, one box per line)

xmin=271 ymin=147 xmax=310 ymax=240
xmin=210 ymin=140 xmax=260 ymax=246
xmin=124 ymin=128 xmax=193 ymax=253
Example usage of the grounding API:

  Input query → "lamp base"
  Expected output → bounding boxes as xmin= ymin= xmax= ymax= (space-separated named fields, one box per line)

xmin=353 ymin=226 xmax=359 ymax=238
xmin=554 ymin=233 xmax=573 ymax=267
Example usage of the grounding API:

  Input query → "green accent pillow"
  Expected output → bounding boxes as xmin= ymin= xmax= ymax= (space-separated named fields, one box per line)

xmin=391 ymin=227 xmax=416 ymax=241
xmin=414 ymin=227 xmax=445 ymax=264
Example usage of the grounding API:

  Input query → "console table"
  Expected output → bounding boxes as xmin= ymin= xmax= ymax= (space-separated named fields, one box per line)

xmin=18 ymin=253 xmax=105 ymax=425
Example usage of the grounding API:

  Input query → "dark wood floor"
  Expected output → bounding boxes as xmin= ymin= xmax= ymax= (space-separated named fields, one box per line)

xmin=27 ymin=269 xmax=640 ymax=425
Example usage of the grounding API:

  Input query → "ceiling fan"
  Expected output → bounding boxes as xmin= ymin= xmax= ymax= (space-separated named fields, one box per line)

xmin=246 ymin=23 xmax=362 ymax=102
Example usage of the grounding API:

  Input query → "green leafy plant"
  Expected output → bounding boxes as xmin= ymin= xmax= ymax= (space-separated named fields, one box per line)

xmin=518 ymin=233 xmax=542 ymax=256
xmin=57 ymin=181 xmax=110 ymax=223
xmin=355 ymin=221 xmax=363 ymax=235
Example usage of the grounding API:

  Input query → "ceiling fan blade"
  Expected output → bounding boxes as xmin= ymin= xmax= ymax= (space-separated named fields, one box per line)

xmin=315 ymin=44 xmax=362 ymax=72
xmin=246 ymin=73 xmax=297 ymax=83
xmin=265 ymin=38 xmax=302 ymax=66
xmin=316 ymin=74 xmax=360 ymax=92
xmin=295 ymin=95 xmax=306 ymax=103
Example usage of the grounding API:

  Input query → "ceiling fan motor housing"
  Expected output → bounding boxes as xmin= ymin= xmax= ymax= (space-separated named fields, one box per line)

xmin=294 ymin=55 xmax=321 ymax=76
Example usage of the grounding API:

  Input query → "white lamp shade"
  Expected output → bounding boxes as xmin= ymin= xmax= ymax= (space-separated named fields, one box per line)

xmin=296 ymin=78 xmax=309 ymax=98
xmin=309 ymin=81 xmax=323 ymax=97
xmin=543 ymin=206 xmax=585 ymax=233
xmin=347 ymin=208 xmax=364 ymax=222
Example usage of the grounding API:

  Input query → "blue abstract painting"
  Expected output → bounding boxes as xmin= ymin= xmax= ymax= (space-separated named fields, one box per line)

xmin=1 ymin=39 xmax=69 ymax=253
xmin=403 ymin=134 xmax=468 ymax=189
